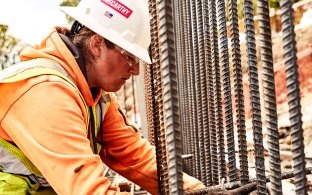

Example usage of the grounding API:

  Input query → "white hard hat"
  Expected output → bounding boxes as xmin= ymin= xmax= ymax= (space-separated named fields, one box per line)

xmin=60 ymin=0 xmax=151 ymax=64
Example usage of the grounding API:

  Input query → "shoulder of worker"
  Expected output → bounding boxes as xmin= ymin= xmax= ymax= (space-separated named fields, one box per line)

xmin=19 ymin=29 xmax=94 ymax=105
xmin=0 ymin=58 xmax=88 ymax=128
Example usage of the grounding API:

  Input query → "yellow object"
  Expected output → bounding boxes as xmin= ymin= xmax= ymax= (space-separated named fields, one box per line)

xmin=0 ymin=172 xmax=56 ymax=195
xmin=0 ymin=30 xmax=204 ymax=194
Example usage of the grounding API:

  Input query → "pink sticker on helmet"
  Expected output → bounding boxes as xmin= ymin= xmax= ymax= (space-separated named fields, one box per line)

xmin=101 ymin=0 xmax=133 ymax=18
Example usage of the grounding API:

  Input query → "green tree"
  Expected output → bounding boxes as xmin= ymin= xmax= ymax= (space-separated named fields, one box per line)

xmin=0 ymin=25 xmax=22 ymax=70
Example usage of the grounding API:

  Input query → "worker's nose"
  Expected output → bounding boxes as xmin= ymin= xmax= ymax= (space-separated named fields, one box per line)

xmin=130 ymin=62 xmax=140 ymax=76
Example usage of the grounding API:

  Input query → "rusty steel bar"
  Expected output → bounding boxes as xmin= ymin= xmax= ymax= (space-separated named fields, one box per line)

xmin=143 ymin=61 xmax=156 ymax=145
xmin=207 ymin=0 xmax=220 ymax=185
xmin=228 ymin=0 xmax=249 ymax=185
xmin=216 ymin=0 xmax=237 ymax=183
xmin=157 ymin=0 xmax=184 ymax=193
xmin=193 ymin=0 xmax=206 ymax=182
xmin=202 ymin=0 xmax=214 ymax=186
xmin=196 ymin=0 xmax=211 ymax=185
xmin=280 ymin=0 xmax=307 ymax=193
xmin=242 ymin=0 xmax=267 ymax=194
xmin=145 ymin=0 xmax=309 ymax=193
xmin=176 ymin=0 xmax=191 ymax=175
xmin=202 ymin=1 xmax=217 ymax=186
xmin=184 ymin=167 xmax=312 ymax=195
xmin=199 ymin=0 xmax=212 ymax=186
xmin=175 ymin=0 xmax=195 ymax=177
xmin=148 ymin=0 xmax=170 ymax=194
xmin=183 ymin=0 xmax=201 ymax=179
xmin=193 ymin=0 xmax=206 ymax=183
xmin=189 ymin=0 xmax=206 ymax=182
xmin=146 ymin=1 xmax=158 ymax=145
xmin=257 ymin=0 xmax=283 ymax=193
xmin=208 ymin=0 xmax=227 ymax=182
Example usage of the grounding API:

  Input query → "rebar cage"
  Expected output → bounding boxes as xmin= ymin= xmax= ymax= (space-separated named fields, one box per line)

xmin=138 ymin=0 xmax=312 ymax=194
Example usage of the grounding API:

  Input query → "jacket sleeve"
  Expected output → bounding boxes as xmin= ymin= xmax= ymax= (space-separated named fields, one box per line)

xmin=1 ymin=79 xmax=127 ymax=195
xmin=99 ymin=94 xmax=205 ymax=194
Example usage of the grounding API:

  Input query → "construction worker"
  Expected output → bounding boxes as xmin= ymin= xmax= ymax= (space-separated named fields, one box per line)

xmin=0 ymin=0 xmax=205 ymax=194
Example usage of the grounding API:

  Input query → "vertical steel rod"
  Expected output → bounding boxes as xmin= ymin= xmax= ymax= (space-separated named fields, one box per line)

xmin=280 ymin=0 xmax=307 ymax=193
xmin=257 ymin=0 xmax=283 ymax=193
xmin=228 ymin=0 xmax=249 ymax=184
xmin=216 ymin=0 xmax=238 ymax=182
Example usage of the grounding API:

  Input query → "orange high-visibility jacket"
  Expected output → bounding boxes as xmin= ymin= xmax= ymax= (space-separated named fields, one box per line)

xmin=0 ymin=29 xmax=204 ymax=194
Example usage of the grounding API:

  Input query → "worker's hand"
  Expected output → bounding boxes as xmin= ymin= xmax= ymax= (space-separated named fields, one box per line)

xmin=182 ymin=172 xmax=206 ymax=191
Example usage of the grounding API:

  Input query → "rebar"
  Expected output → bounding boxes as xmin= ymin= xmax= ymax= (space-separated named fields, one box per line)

xmin=175 ymin=0 xmax=191 ymax=175
xmin=257 ymin=0 xmax=283 ymax=193
xmin=157 ymin=0 xmax=184 ymax=193
xmin=182 ymin=1 xmax=200 ymax=178
xmin=203 ymin=0 xmax=214 ymax=186
xmin=280 ymin=0 xmax=307 ymax=193
xmin=144 ymin=0 xmax=309 ymax=193
xmin=208 ymin=0 xmax=227 ymax=182
xmin=148 ymin=0 xmax=170 ymax=194
xmin=196 ymin=0 xmax=210 ymax=185
xmin=228 ymin=0 xmax=249 ymax=184
xmin=216 ymin=0 xmax=237 ymax=183
xmin=207 ymin=0 xmax=221 ymax=185
xmin=243 ymin=0 xmax=267 ymax=193
xmin=184 ymin=167 xmax=312 ymax=195
xmin=190 ymin=0 xmax=206 ymax=182
xmin=184 ymin=0 xmax=201 ymax=179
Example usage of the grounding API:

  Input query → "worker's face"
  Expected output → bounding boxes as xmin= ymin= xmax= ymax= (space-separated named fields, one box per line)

xmin=87 ymin=35 xmax=140 ymax=92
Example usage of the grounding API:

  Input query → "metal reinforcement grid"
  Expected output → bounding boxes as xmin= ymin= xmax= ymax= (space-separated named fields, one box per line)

xmin=144 ymin=0 xmax=309 ymax=194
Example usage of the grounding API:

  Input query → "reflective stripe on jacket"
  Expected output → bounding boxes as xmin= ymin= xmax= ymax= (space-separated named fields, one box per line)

xmin=0 ymin=58 xmax=110 ymax=189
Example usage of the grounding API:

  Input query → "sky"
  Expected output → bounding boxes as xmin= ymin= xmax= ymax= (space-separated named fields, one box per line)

xmin=0 ymin=0 xmax=68 ymax=45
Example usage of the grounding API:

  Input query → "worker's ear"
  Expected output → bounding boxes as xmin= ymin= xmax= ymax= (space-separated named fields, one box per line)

xmin=89 ymin=34 xmax=104 ymax=57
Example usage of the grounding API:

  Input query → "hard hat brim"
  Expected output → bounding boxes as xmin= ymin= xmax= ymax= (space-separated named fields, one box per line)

xmin=60 ymin=6 xmax=152 ymax=64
